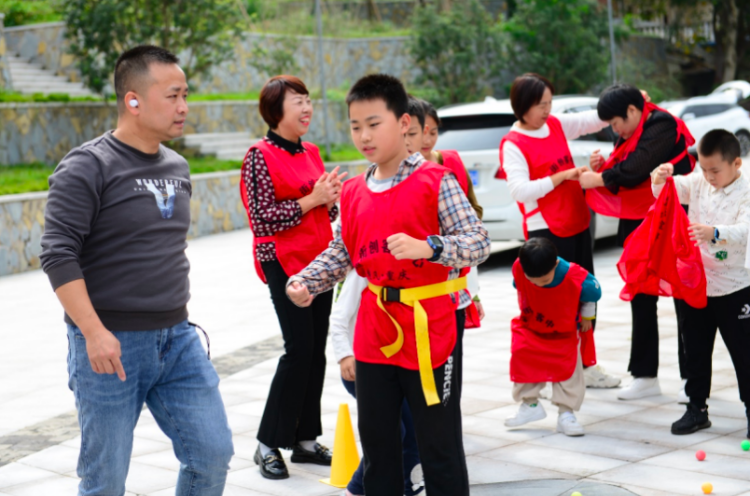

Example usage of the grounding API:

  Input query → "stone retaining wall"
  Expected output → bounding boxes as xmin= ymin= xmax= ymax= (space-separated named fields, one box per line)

xmin=0 ymin=99 xmax=350 ymax=165
xmin=2 ymin=22 xmax=417 ymax=94
xmin=0 ymin=161 xmax=367 ymax=277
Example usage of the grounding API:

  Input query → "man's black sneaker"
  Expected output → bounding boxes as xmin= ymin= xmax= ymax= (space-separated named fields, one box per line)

xmin=671 ymin=403 xmax=711 ymax=435
xmin=290 ymin=443 xmax=333 ymax=466
xmin=254 ymin=445 xmax=290 ymax=480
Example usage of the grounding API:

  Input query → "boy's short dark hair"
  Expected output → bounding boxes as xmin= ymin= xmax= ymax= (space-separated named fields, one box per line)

xmin=407 ymin=95 xmax=425 ymax=128
xmin=509 ymin=73 xmax=555 ymax=124
xmin=421 ymin=99 xmax=441 ymax=127
xmin=114 ymin=45 xmax=180 ymax=111
xmin=346 ymin=74 xmax=408 ymax=119
xmin=259 ymin=75 xmax=310 ymax=129
xmin=518 ymin=237 xmax=558 ymax=278
xmin=698 ymin=129 xmax=741 ymax=163
xmin=597 ymin=84 xmax=644 ymax=121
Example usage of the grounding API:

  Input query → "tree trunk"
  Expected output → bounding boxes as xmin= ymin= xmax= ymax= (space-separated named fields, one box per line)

xmin=718 ymin=0 xmax=739 ymax=82
xmin=441 ymin=0 xmax=452 ymax=12
xmin=366 ymin=0 xmax=382 ymax=22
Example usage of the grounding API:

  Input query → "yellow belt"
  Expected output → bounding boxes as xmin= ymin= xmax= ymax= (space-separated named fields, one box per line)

xmin=367 ymin=277 xmax=467 ymax=406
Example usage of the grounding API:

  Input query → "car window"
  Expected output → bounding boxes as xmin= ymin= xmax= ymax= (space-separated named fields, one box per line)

xmin=437 ymin=114 xmax=517 ymax=151
xmin=683 ymin=104 xmax=733 ymax=118
xmin=564 ymin=105 xmax=596 ymax=113
xmin=577 ymin=126 xmax=617 ymax=143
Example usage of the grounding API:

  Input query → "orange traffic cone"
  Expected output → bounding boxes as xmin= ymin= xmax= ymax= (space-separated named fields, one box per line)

xmin=320 ymin=403 xmax=360 ymax=488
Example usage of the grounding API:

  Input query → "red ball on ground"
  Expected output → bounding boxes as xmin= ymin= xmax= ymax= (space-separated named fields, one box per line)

xmin=696 ymin=450 xmax=706 ymax=461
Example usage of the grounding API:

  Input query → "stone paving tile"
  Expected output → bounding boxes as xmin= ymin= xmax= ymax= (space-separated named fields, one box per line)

xmin=641 ymin=449 xmax=750 ymax=481
xmin=527 ymin=433 xmax=673 ymax=462
xmin=480 ymin=443 xmax=629 ymax=477
xmin=1 ymin=231 xmax=749 ymax=494
xmin=589 ymin=464 xmax=750 ymax=495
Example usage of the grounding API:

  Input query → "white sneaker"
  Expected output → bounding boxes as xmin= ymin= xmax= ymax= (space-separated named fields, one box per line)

xmin=584 ymin=365 xmax=622 ymax=388
xmin=617 ymin=377 xmax=661 ymax=400
xmin=504 ymin=402 xmax=547 ymax=427
xmin=677 ymin=379 xmax=689 ymax=404
xmin=557 ymin=411 xmax=585 ymax=436
xmin=539 ymin=383 xmax=552 ymax=399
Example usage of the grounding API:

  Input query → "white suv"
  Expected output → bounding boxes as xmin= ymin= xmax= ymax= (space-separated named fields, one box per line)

xmin=660 ymin=94 xmax=750 ymax=157
xmin=436 ymin=95 xmax=618 ymax=242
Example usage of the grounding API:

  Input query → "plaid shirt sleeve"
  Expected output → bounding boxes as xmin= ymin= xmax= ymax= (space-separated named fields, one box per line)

xmin=435 ymin=172 xmax=491 ymax=268
xmin=287 ymin=222 xmax=352 ymax=296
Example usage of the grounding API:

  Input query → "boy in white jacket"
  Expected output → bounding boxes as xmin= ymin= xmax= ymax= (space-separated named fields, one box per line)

xmin=330 ymin=272 xmax=423 ymax=496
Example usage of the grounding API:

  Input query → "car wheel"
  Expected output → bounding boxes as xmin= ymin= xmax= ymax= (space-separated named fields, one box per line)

xmin=737 ymin=130 xmax=750 ymax=157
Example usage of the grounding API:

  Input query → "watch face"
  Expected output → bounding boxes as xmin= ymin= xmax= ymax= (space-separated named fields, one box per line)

xmin=429 ymin=235 xmax=443 ymax=249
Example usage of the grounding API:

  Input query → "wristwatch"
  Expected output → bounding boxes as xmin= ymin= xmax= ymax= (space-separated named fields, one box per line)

xmin=711 ymin=228 xmax=721 ymax=244
xmin=426 ymin=235 xmax=444 ymax=262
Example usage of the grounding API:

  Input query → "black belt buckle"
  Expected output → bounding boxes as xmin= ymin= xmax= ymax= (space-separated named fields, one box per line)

xmin=381 ymin=286 xmax=401 ymax=303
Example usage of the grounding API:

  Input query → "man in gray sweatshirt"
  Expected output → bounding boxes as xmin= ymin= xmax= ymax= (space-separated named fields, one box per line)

xmin=40 ymin=45 xmax=233 ymax=496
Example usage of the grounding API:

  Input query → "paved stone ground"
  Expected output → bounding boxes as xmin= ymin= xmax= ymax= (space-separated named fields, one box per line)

xmin=0 ymin=229 xmax=748 ymax=495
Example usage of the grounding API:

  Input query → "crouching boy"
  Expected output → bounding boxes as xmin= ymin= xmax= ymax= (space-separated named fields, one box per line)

xmin=505 ymin=237 xmax=601 ymax=436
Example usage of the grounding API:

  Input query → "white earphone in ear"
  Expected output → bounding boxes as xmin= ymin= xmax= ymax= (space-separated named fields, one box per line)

xmin=129 ymin=99 xmax=139 ymax=108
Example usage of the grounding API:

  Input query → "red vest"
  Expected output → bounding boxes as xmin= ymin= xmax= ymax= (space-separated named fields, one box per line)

xmin=510 ymin=259 xmax=587 ymax=383
xmin=341 ymin=163 xmax=458 ymax=370
xmin=496 ymin=116 xmax=591 ymax=239
xmin=240 ymin=139 xmax=333 ymax=283
xmin=617 ymin=177 xmax=707 ymax=308
xmin=586 ymin=103 xmax=696 ymax=220
xmin=439 ymin=150 xmax=470 ymax=195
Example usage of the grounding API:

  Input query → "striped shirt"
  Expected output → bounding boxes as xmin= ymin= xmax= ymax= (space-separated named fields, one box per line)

xmin=289 ymin=153 xmax=490 ymax=306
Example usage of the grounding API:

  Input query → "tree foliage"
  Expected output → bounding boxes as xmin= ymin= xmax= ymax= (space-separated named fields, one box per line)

xmin=505 ymin=0 xmax=611 ymax=94
xmin=409 ymin=0 xmax=505 ymax=105
xmin=61 ymin=0 xmax=246 ymax=95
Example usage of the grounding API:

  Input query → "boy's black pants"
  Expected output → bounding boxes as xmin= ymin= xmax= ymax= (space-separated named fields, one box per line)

xmin=676 ymin=286 xmax=750 ymax=405
xmin=355 ymin=311 xmax=469 ymax=496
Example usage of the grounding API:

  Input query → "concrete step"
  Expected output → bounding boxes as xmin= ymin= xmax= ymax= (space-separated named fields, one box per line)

xmin=215 ymin=148 xmax=252 ymax=161
xmin=182 ymin=132 xmax=253 ymax=146
xmin=7 ymin=55 xmax=96 ymax=97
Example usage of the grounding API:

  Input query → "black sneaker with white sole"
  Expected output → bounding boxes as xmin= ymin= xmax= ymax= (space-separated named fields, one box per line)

xmin=671 ymin=403 xmax=711 ymax=435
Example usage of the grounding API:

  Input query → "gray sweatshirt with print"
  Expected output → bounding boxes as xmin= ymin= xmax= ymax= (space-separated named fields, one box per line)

xmin=40 ymin=131 xmax=192 ymax=331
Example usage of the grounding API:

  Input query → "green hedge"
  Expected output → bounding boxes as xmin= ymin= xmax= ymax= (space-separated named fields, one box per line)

xmin=0 ymin=145 xmax=363 ymax=195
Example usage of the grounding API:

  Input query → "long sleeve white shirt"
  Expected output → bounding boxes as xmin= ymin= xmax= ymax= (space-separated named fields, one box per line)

xmin=330 ymin=271 xmax=368 ymax=363
xmin=502 ymin=111 xmax=609 ymax=233
xmin=652 ymin=170 xmax=750 ymax=297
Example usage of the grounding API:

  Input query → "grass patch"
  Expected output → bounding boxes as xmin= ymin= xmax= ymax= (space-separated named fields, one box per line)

xmin=0 ymin=163 xmax=53 ymax=195
xmin=317 ymin=143 xmax=363 ymax=162
xmin=0 ymin=148 xmax=363 ymax=195
xmin=0 ymin=91 xmax=102 ymax=104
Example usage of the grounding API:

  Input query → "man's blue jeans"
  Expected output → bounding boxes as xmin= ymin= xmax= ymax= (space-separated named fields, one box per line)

xmin=67 ymin=320 xmax=234 ymax=496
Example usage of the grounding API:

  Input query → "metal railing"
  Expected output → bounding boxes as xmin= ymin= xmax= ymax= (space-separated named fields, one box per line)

xmin=632 ymin=19 xmax=715 ymax=44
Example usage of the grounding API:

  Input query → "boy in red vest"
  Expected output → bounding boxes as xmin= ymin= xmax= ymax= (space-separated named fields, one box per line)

xmin=652 ymin=130 xmax=750 ymax=437
xmin=505 ymin=237 xmax=601 ymax=436
xmin=287 ymin=74 xmax=490 ymax=496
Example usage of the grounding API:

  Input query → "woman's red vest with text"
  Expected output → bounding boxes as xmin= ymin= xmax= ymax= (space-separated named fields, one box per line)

xmin=586 ymin=102 xmax=696 ymax=220
xmin=240 ymin=140 xmax=333 ymax=283
xmin=510 ymin=259 xmax=588 ymax=383
xmin=496 ymin=115 xmax=590 ymax=239
xmin=341 ymin=163 xmax=458 ymax=370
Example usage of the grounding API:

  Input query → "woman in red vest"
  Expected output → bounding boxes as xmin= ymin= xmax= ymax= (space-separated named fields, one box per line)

xmin=240 ymin=75 xmax=344 ymax=480
xmin=496 ymin=73 xmax=620 ymax=389
xmin=579 ymin=84 xmax=694 ymax=401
